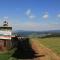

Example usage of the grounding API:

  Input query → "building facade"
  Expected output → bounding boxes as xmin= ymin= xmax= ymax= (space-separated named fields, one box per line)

xmin=0 ymin=21 xmax=12 ymax=51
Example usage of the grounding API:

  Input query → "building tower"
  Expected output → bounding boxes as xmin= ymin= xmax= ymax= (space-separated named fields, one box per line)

xmin=0 ymin=21 xmax=12 ymax=51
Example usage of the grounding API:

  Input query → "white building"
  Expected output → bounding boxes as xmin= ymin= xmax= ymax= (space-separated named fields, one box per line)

xmin=0 ymin=21 xmax=12 ymax=51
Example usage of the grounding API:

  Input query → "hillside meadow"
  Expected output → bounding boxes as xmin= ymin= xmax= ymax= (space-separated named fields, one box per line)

xmin=0 ymin=37 xmax=60 ymax=60
xmin=31 ymin=37 xmax=60 ymax=56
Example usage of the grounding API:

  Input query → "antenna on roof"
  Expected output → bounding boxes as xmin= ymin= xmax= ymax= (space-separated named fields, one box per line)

xmin=3 ymin=16 xmax=9 ymax=26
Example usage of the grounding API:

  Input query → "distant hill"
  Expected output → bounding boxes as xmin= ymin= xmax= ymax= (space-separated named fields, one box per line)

xmin=12 ymin=30 xmax=60 ymax=37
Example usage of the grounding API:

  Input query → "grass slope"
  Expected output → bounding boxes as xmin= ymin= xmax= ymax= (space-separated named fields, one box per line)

xmin=0 ymin=49 xmax=15 ymax=60
xmin=34 ymin=37 xmax=60 ymax=56
xmin=0 ymin=53 xmax=10 ymax=60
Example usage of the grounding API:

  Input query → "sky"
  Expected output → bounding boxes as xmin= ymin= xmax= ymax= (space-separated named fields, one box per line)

xmin=0 ymin=0 xmax=60 ymax=31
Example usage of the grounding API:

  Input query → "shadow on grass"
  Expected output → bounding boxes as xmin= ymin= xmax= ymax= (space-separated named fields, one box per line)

xmin=11 ymin=37 xmax=45 ymax=59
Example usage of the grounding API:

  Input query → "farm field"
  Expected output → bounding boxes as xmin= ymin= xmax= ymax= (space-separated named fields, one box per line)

xmin=32 ymin=37 xmax=60 ymax=56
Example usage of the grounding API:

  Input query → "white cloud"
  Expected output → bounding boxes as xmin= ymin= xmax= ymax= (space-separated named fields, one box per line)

xmin=14 ymin=22 xmax=40 ymax=31
xmin=26 ymin=9 xmax=31 ymax=16
xmin=57 ymin=14 xmax=60 ymax=18
xmin=43 ymin=14 xmax=48 ymax=19
xmin=42 ymin=12 xmax=48 ymax=19
xmin=26 ymin=9 xmax=35 ymax=19
xmin=13 ymin=22 xmax=60 ymax=31
xmin=4 ymin=16 xmax=8 ymax=19
xmin=29 ymin=15 xmax=35 ymax=19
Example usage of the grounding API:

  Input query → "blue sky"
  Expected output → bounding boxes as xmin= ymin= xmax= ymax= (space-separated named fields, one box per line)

xmin=0 ymin=0 xmax=60 ymax=31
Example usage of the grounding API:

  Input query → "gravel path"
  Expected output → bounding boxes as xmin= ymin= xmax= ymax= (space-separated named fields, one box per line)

xmin=31 ymin=39 xmax=60 ymax=60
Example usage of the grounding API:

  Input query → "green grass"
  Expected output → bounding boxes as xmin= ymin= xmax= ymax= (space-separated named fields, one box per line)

xmin=0 ymin=49 xmax=15 ymax=60
xmin=34 ymin=37 xmax=60 ymax=56
xmin=0 ymin=53 xmax=10 ymax=60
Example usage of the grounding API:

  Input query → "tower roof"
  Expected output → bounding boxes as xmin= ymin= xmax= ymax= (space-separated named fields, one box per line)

xmin=3 ymin=21 xmax=8 ymax=27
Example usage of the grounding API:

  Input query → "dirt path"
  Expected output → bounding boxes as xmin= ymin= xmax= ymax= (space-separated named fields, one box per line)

xmin=31 ymin=39 xmax=60 ymax=60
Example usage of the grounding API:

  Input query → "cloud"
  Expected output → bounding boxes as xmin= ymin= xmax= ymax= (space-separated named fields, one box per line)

xmin=4 ymin=16 xmax=8 ymax=19
xmin=13 ymin=22 xmax=60 ymax=31
xmin=26 ymin=9 xmax=31 ymax=16
xmin=42 ymin=12 xmax=48 ymax=19
xmin=14 ymin=22 xmax=40 ymax=31
xmin=29 ymin=15 xmax=35 ymax=19
xmin=57 ymin=14 xmax=60 ymax=18
xmin=26 ymin=9 xmax=35 ymax=19
xmin=43 ymin=14 xmax=48 ymax=19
